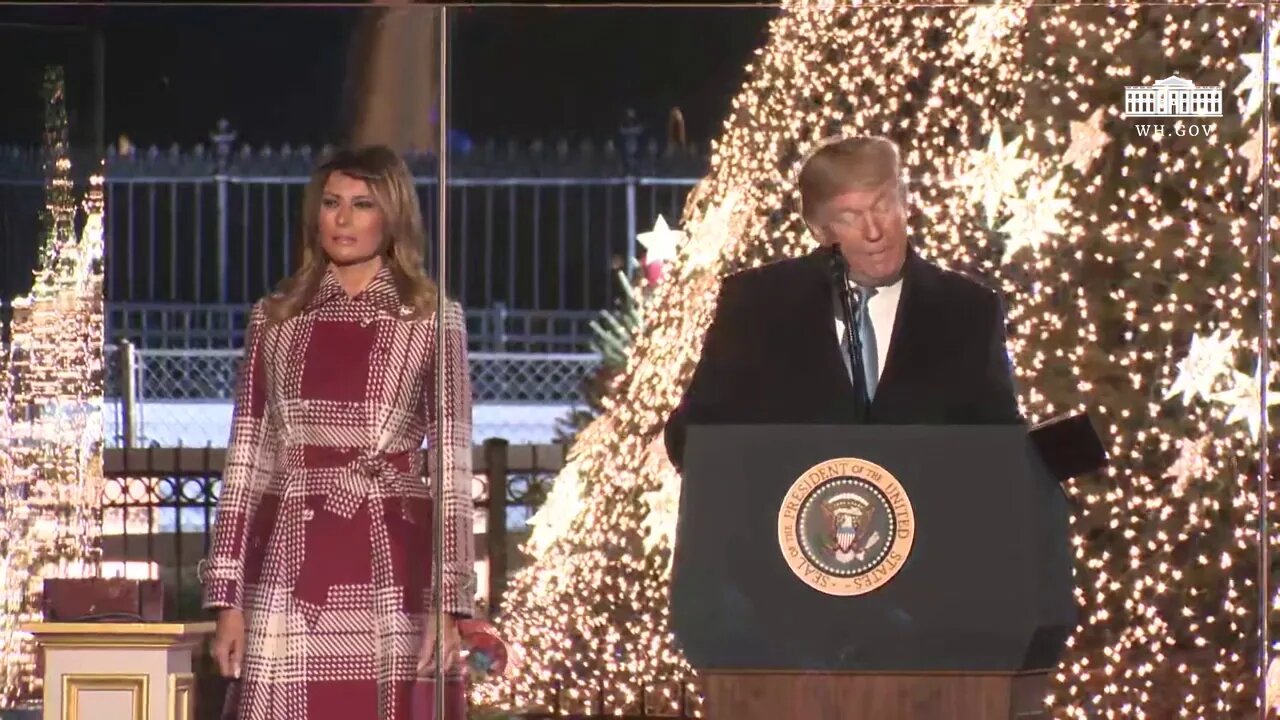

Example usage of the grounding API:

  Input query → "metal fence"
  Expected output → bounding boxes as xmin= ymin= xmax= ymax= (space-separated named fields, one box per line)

xmin=100 ymin=439 xmax=561 ymax=620
xmin=0 ymin=126 xmax=704 ymax=350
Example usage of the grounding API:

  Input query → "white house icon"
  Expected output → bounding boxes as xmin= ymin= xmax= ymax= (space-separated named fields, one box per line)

xmin=1124 ymin=75 xmax=1223 ymax=118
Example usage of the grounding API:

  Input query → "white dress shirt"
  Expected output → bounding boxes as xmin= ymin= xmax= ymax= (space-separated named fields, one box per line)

xmin=833 ymin=276 xmax=904 ymax=385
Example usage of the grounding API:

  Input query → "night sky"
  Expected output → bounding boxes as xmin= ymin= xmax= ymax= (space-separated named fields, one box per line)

xmin=0 ymin=4 xmax=777 ymax=151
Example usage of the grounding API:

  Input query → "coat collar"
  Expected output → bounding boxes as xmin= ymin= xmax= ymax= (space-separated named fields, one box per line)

xmin=803 ymin=242 xmax=937 ymax=415
xmin=309 ymin=263 xmax=402 ymax=313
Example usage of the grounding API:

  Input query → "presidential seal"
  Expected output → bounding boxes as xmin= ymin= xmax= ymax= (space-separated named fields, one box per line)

xmin=777 ymin=457 xmax=915 ymax=596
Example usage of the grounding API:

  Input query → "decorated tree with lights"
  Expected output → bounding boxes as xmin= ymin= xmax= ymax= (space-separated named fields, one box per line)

xmin=0 ymin=66 xmax=106 ymax=708
xmin=557 ymin=216 xmax=689 ymax=444
xmin=477 ymin=4 xmax=1278 ymax=718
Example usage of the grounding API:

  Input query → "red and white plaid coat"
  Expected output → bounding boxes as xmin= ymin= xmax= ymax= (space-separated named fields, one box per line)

xmin=200 ymin=265 xmax=474 ymax=719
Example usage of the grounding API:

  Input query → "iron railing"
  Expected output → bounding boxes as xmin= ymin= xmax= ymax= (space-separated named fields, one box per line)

xmin=98 ymin=440 xmax=683 ymax=720
xmin=0 ymin=129 xmax=703 ymax=349
xmin=99 ymin=441 xmax=697 ymax=720
xmin=100 ymin=439 xmax=562 ymax=621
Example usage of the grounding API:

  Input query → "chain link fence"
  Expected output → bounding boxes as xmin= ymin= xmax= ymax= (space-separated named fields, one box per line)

xmin=104 ymin=345 xmax=601 ymax=401
xmin=102 ymin=344 xmax=601 ymax=447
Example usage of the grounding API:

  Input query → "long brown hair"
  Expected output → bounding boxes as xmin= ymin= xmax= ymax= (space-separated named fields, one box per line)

xmin=263 ymin=145 xmax=438 ymax=322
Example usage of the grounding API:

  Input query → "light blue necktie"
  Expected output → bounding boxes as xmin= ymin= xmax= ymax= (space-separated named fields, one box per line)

xmin=858 ymin=286 xmax=879 ymax=399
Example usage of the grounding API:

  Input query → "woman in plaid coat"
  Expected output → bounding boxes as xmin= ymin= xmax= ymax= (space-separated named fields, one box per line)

xmin=200 ymin=145 xmax=475 ymax=719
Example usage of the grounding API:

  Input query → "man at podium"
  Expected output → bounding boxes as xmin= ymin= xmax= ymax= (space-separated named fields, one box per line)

xmin=660 ymin=135 xmax=1079 ymax=720
xmin=665 ymin=134 xmax=1023 ymax=471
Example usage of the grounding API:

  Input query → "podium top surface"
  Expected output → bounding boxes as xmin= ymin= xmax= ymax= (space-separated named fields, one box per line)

xmin=19 ymin=621 xmax=216 ymax=647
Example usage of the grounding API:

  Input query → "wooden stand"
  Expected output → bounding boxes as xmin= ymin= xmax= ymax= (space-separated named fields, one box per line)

xmin=703 ymin=672 xmax=1048 ymax=720
xmin=21 ymin=621 xmax=215 ymax=720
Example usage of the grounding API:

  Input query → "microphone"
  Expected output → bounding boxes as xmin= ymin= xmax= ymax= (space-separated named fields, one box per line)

xmin=828 ymin=242 xmax=849 ymax=282
xmin=829 ymin=245 xmax=869 ymax=419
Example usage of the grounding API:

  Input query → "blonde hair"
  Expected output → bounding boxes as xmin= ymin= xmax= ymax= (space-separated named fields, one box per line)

xmin=264 ymin=145 xmax=438 ymax=322
xmin=797 ymin=135 xmax=905 ymax=219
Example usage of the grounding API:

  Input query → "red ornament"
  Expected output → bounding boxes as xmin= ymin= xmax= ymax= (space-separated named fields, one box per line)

xmin=457 ymin=618 xmax=512 ymax=677
xmin=645 ymin=261 xmax=666 ymax=286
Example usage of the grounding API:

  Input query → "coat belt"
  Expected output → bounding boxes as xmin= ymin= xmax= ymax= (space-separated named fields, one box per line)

xmin=322 ymin=450 xmax=417 ymax=522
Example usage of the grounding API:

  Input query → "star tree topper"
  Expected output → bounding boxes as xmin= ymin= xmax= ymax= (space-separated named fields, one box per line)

xmin=637 ymin=214 xmax=686 ymax=285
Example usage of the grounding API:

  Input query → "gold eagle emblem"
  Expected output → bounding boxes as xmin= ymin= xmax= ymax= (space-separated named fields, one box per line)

xmin=821 ymin=492 xmax=881 ymax=563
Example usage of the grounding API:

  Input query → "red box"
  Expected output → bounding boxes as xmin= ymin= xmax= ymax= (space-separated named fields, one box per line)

xmin=41 ymin=578 xmax=164 ymax=622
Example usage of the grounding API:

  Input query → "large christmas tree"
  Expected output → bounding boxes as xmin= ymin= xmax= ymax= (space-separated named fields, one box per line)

xmin=479 ymin=4 xmax=1278 ymax=718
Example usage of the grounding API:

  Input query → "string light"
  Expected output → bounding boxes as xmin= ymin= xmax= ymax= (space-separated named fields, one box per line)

xmin=0 ymin=66 xmax=106 ymax=709
xmin=476 ymin=4 xmax=1277 ymax=717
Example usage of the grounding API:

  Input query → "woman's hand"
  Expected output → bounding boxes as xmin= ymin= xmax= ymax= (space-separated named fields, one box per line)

xmin=417 ymin=613 xmax=464 ymax=675
xmin=210 ymin=608 xmax=246 ymax=679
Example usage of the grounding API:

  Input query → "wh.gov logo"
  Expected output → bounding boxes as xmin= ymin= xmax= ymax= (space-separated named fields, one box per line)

xmin=1134 ymin=122 xmax=1215 ymax=138
xmin=1124 ymin=75 xmax=1223 ymax=138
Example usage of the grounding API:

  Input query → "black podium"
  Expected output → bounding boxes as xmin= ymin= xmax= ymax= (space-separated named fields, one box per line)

xmin=670 ymin=424 xmax=1078 ymax=720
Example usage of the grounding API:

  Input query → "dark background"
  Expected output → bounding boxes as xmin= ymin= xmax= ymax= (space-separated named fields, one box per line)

xmin=0 ymin=3 xmax=776 ymax=316
xmin=0 ymin=4 xmax=777 ymax=151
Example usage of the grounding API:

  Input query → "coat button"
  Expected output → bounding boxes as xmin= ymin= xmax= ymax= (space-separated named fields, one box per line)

xmin=303 ymin=509 xmax=315 ymax=522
